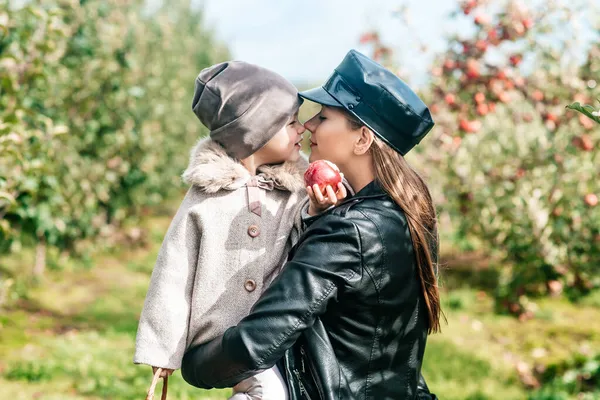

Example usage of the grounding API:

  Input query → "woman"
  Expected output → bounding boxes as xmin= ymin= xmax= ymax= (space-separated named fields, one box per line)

xmin=181 ymin=49 xmax=441 ymax=399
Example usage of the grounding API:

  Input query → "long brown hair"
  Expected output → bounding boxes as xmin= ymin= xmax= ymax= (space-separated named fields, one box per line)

xmin=345 ymin=112 xmax=444 ymax=334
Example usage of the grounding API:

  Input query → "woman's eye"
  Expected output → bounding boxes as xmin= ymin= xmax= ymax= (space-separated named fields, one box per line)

xmin=289 ymin=120 xmax=297 ymax=126
xmin=318 ymin=116 xmax=326 ymax=121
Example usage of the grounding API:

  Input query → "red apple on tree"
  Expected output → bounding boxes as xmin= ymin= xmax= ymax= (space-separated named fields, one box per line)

xmin=443 ymin=59 xmax=456 ymax=70
xmin=474 ymin=14 xmax=490 ymax=25
xmin=580 ymin=134 xmax=594 ymax=151
xmin=584 ymin=194 xmax=598 ymax=207
xmin=509 ymin=54 xmax=523 ymax=66
xmin=466 ymin=59 xmax=481 ymax=79
xmin=532 ymin=90 xmax=544 ymax=102
xmin=475 ymin=39 xmax=488 ymax=52
xmin=445 ymin=93 xmax=457 ymax=105
xmin=498 ymin=91 xmax=511 ymax=103
xmin=477 ymin=103 xmax=489 ymax=116
xmin=304 ymin=160 xmax=343 ymax=196
xmin=474 ymin=92 xmax=486 ymax=104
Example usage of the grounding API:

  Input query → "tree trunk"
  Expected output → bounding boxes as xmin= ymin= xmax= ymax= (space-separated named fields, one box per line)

xmin=33 ymin=237 xmax=46 ymax=278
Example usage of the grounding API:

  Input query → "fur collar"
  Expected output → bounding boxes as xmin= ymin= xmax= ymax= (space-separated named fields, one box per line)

xmin=182 ymin=138 xmax=307 ymax=193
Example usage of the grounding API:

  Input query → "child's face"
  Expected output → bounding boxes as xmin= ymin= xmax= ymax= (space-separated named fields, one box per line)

xmin=256 ymin=112 xmax=305 ymax=164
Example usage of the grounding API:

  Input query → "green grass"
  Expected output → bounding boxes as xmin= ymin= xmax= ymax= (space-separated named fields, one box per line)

xmin=0 ymin=215 xmax=229 ymax=400
xmin=1 ymin=212 xmax=599 ymax=399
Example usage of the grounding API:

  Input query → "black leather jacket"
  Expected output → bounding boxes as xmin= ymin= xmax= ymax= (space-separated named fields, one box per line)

xmin=182 ymin=181 xmax=438 ymax=399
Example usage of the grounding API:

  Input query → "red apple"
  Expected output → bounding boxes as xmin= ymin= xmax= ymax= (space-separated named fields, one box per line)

xmin=496 ymin=69 xmax=508 ymax=81
xmin=487 ymin=28 xmax=499 ymax=43
xmin=581 ymin=134 xmax=593 ymax=151
xmin=474 ymin=14 xmax=490 ymax=25
xmin=445 ymin=93 xmax=457 ymax=105
xmin=359 ymin=32 xmax=378 ymax=44
xmin=523 ymin=18 xmax=534 ymax=30
xmin=466 ymin=59 xmax=480 ymax=79
xmin=498 ymin=91 xmax=511 ymax=103
xmin=477 ymin=103 xmax=489 ymax=116
xmin=580 ymin=114 xmax=595 ymax=130
xmin=509 ymin=54 xmax=523 ymax=66
xmin=584 ymin=194 xmax=598 ymax=207
xmin=474 ymin=92 xmax=486 ymax=104
xmin=532 ymin=90 xmax=544 ymax=102
xmin=475 ymin=39 xmax=488 ymax=52
xmin=459 ymin=119 xmax=481 ymax=133
xmin=443 ymin=59 xmax=456 ymax=70
xmin=304 ymin=160 xmax=342 ymax=195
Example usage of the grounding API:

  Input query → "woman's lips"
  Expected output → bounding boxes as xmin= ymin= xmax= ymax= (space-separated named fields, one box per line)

xmin=309 ymin=141 xmax=317 ymax=147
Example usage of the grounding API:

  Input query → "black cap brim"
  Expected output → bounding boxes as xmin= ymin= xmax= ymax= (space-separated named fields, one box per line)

xmin=299 ymin=87 xmax=343 ymax=107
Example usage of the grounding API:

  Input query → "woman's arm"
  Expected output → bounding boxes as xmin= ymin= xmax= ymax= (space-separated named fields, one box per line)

xmin=181 ymin=214 xmax=362 ymax=389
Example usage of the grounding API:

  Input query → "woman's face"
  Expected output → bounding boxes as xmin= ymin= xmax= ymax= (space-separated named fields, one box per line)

xmin=303 ymin=106 xmax=360 ymax=168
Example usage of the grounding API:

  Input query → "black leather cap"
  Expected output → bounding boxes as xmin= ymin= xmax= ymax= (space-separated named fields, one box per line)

xmin=300 ymin=49 xmax=434 ymax=155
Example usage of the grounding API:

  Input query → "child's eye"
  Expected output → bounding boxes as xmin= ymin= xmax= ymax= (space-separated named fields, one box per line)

xmin=289 ymin=120 xmax=298 ymax=126
xmin=318 ymin=116 xmax=326 ymax=121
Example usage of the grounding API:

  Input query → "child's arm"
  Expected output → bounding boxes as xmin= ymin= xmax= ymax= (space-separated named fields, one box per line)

xmin=134 ymin=188 xmax=203 ymax=371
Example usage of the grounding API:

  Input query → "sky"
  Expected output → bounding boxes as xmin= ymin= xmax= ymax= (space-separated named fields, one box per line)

xmin=197 ymin=0 xmax=466 ymax=88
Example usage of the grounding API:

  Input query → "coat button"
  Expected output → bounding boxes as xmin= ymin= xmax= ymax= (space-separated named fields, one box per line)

xmin=348 ymin=104 xmax=355 ymax=110
xmin=244 ymin=279 xmax=257 ymax=292
xmin=247 ymin=225 xmax=260 ymax=238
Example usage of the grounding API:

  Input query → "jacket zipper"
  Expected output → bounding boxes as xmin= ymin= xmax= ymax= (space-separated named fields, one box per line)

xmin=300 ymin=345 xmax=325 ymax=400
xmin=293 ymin=368 xmax=312 ymax=400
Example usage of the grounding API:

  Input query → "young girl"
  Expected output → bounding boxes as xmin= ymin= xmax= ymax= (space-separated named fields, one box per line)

xmin=134 ymin=60 xmax=310 ymax=399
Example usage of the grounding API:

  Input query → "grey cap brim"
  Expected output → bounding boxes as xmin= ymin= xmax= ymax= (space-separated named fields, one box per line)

xmin=299 ymin=87 xmax=343 ymax=107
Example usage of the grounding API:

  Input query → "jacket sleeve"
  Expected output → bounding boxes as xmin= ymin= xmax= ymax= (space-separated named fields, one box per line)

xmin=181 ymin=214 xmax=362 ymax=388
xmin=417 ymin=373 xmax=438 ymax=399
xmin=133 ymin=188 xmax=202 ymax=370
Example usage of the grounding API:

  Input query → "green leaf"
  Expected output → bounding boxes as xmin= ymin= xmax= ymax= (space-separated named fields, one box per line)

xmin=566 ymin=102 xmax=600 ymax=124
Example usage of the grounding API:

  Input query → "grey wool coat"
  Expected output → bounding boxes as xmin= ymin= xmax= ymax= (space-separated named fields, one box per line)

xmin=134 ymin=138 xmax=308 ymax=370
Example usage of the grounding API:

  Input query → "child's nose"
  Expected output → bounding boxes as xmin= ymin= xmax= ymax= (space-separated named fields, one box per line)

xmin=297 ymin=123 xmax=306 ymax=134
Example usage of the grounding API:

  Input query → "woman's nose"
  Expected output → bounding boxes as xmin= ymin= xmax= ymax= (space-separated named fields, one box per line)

xmin=303 ymin=117 xmax=316 ymax=133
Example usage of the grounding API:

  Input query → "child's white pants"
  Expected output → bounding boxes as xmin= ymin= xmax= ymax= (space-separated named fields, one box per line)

xmin=229 ymin=365 xmax=288 ymax=400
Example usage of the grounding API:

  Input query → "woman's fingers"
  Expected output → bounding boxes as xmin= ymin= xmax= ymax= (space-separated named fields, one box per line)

xmin=313 ymin=184 xmax=325 ymax=203
xmin=306 ymin=185 xmax=316 ymax=202
xmin=336 ymin=182 xmax=347 ymax=200
xmin=325 ymin=185 xmax=338 ymax=204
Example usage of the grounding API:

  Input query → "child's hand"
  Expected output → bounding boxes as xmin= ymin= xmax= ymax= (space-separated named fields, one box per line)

xmin=152 ymin=366 xmax=174 ymax=378
xmin=307 ymin=182 xmax=348 ymax=216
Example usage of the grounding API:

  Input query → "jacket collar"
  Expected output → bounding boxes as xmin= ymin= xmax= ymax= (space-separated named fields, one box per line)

xmin=352 ymin=180 xmax=386 ymax=199
xmin=182 ymin=138 xmax=307 ymax=193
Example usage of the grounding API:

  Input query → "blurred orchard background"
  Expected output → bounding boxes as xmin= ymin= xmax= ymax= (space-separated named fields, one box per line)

xmin=0 ymin=0 xmax=599 ymax=399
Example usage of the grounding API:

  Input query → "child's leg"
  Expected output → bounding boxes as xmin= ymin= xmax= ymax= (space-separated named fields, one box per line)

xmin=229 ymin=366 xmax=288 ymax=400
